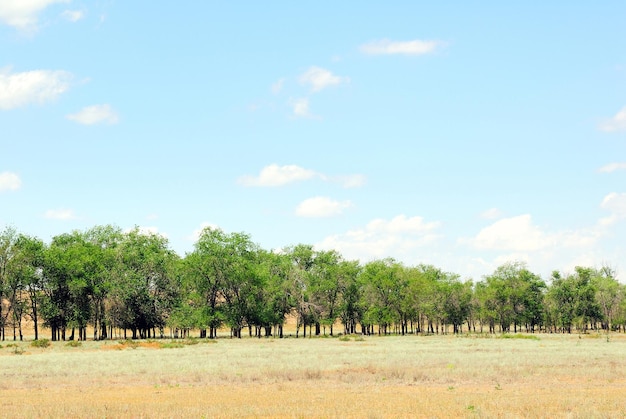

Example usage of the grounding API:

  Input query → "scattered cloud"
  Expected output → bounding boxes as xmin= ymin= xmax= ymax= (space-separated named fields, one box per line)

xmin=0 ymin=68 xmax=72 ymax=110
xmin=299 ymin=66 xmax=349 ymax=92
xmin=66 ymin=104 xmax=119 ymax=125
xmin=360 ymin=39 xmax=444 ymax=56
xmin=459 ymin=214 xmax=600 ymax=253
xmin=598 ymin=162 xmax=626 ymax=173
xmin=238 ymin=164 xmax=317 ymax=187
xmin=481 ymin=207 xmax=503 ymax=220
xmin=598 ymin=106 xmax=626 ymax=132
xmin=316 ymin=214 xmax=442 ymax=261
xmin=0 ymin=172 xmax=21 ymax=192
xmin=295 ymin=196 xmax=352 ymax=218
xmin=600 ymin=192 xmax=626 ymax=225
xmin=328 ymin=174 xmax=367 ymax=188
xmin=44 ymin=208 xmax=77 ymax=220
xmin=61 ymin=9 xmax=83 ymax=22
xmin=290 ymin=97 xmax=314 ymax=118
xmin=0 ymin=0 xmax=69 ymax=31
xmin=461 ymin=215 xmax=553 ymax=252
xmin=238 ymin=164 xmax=366 ymax=188
xmin=271 ymin=78 xmax=285 ymax=95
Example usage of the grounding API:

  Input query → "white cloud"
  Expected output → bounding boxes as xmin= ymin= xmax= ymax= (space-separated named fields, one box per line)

xmin=299 ymin=66 xmax=349 ymax=92
xmin=317 ymin=215 xmax=442 ymax=262
xmin=599 ymin=162 xmax=626 ymax=173
xmin=295 ymin=196 xmax=352 ymax=218
xmin=461 ymin=215 xmax=552 ymax=252
xmin=0 ymin=172 xmax=21 ymax=192
xmin=44 ymin=208 xmax=77 ymax=220
xmin=290 ymin=97 xmax=314 ymax=118
xmin=0 ymin=68 xmax=72 ymax=110
xmin=601 ymin=192 xmax=626 ymax=218
xmin=66 ymin=104 xmax=119 ymax=125
xmin=0 ymin=0 xmax=69 ymax=31
xmin=481 ymin=207 xmax=503 ymax=220
xmin=238 ymin=164 xmax=366 ymax=188
xmin=271 ymin=78 xmax=285 ymax=95
xmin=238 ymin=164 xmax=317 ymax=187
xmin=598 ymin=106 xmax=626 ymax=132
xmin=460 ymin=214 xmax=601 ymax=253
xmin=330 ymin=174 xmax=367 ymax=188
xmin=61 ymin=9 xmax=83 ymax=22
xmin=360 ymin=39 xmax=443 ymax=56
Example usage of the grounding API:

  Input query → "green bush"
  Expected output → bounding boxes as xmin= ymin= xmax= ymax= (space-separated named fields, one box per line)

xmin=66 ymin=341 xmax=82 ymax=347
xmin=159 ymin=341 xmax=185 ymax=349
xmin=31 ymin=339 xmax=51 ymax=348
xmin=499 ymin=333 xmax=540 ymax=341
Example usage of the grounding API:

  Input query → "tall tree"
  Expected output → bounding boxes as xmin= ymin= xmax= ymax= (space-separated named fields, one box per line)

xmin=110 ymin=228 xmax=179 ymax=339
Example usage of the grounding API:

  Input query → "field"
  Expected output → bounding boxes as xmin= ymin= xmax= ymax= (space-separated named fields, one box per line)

xmin=0 ymin=333 xmax=625 ymax=418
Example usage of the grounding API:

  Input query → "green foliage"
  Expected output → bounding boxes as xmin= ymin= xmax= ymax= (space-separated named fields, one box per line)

xmin=498 ymin=333 xmax=540 ymax=341
xmin=159 ymin=341 xmax=185 ymax=349
xmin=118 ymin=339 xmax=140 ymax=349
xmin=2 ymin=223 xmax=626 ymax=342
xmin=65 ymin=341 xmax=82 ymax=347
xmin=30 ymin=338 xmax=51 ymax=348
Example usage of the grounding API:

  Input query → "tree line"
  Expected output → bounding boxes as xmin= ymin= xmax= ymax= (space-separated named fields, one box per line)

xmin=0 ymin=224 xmax=625 ymax=341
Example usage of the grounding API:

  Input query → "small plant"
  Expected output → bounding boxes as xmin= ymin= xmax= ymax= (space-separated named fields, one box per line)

xmin=338 ymin=335 xmax=351 ymax=342
xmin=11 ymin=345 xmax=24 ymax=355
xmin=118 ymin=339 xmax=139 ymax=349
xmin=499 ymin=333 xmax=540 ymax=341
xmin=66 ymin=341 xmax=82 ymax=348
xmin=159 ymin=341 xmax=185 ymax=349
xmin=30 ymin=338 xmax=51 ymax=348
xmin=354 ymin=336 xmax=365 ymax=342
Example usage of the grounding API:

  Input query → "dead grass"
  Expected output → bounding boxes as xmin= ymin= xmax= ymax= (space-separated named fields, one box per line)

xmin=0 ymin=333 xmax=625 ymax=417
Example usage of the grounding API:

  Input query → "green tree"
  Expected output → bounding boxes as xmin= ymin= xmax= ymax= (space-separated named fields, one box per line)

xmin=110 ymin=228 xmax=179 ymax=339
xmin=478 ymin=262 xmax=545 ymax=333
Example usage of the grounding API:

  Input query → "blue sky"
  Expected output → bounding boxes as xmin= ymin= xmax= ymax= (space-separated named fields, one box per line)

xmin=1 ymin=2 xmax=625 ymax=281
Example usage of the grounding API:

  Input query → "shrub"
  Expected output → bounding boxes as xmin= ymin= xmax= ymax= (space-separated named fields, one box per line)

xmin=118 ymin=339 xmax=140 ymax=349
xmin=159 ymin=341 xmax=185 ymax=349
xmin=499 ymin=333 xmax=540 ymax=341
xmin=66 ymin=341 xmax=82 ymax=348
xmin=31 ymin=339 xmax=51 ymax=348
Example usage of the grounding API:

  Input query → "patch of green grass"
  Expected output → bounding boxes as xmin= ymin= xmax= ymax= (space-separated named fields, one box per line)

xmin=338 ymin=335 xmax=351 ymax=342
xmin=183 ymin=337 xmax=201 ymax=345
xmin=159 ymin=341 xmax=185 ymax=349
xmin=8 ymin=344 xmax=24 ymax=355
xmin=498 ymin=333 xmax=540 ymax=341
xmin=65 ymin=341 xmax=82 ymax=348
xmin=118 ymin=339 xmax=140 ymax=349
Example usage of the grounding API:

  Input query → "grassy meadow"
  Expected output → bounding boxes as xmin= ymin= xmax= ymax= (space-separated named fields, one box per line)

xmin=0 ymin=333 xmax=625 ymax=418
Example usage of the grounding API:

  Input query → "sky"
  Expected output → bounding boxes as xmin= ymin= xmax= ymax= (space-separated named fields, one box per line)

xmin=1 ymin=1 xmax=625 ymax=281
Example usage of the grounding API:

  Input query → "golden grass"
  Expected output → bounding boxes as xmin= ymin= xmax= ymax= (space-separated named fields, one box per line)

xmin=0 ymin=333 xmax=625 ymax=418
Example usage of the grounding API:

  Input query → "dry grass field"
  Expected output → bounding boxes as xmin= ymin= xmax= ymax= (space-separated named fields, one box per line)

xmin=0 ymin=332 xmax=625 ymax=418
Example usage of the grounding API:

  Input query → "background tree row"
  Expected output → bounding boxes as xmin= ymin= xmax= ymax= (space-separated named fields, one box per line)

xmin=1 ymin=225 xmax=625 ymax=341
